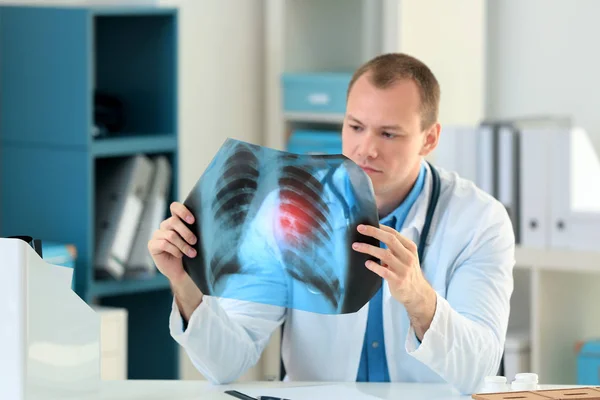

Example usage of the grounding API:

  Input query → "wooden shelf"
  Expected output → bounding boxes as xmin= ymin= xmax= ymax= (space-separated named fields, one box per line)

xmin=90 ymin=6 xmax=176 ymax=17
xmin=92 ymin=134 xmax=177 ymax=157
xmin=515 ymin=246 xmax=600 ymax=274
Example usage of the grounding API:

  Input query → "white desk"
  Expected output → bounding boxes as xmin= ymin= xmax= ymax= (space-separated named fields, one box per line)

xmin=31 ymin=381 xmax=579 ymax=400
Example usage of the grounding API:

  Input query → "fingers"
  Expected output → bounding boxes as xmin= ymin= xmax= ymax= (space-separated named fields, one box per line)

xmin=352 ymin=242 xmax=396 ymax=267
xmin=379 ymin=224 xmax=418 ymax=254
xmin=160 ymin=215 xmax=197 ymax=248
xmin=148 ymin=233 xmax=183 ymax=258
xmin=170 ymin=201 xmax=195 ymax=224
xmin=356 ymin=224 xmax=416 ymax=266
xmin=365 ymin=259 xmax=395 ymax=281
xmin=149 ymin=202 xmax=199 ymax=260
xmin=153 ymin=228 xmax=197 ymax=258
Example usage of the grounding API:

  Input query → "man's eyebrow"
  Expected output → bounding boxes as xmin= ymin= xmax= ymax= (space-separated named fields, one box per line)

xmin=347 ymin=114 xmax=406 ymax=132
xmin=380 ymin=124 xmax=403 ymax=131
xmin=347 ymin=115 xmax=363 ymax=124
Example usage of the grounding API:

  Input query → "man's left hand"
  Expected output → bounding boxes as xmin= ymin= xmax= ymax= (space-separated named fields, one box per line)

xmin=352 ymin=223 xmax=438 ymax=340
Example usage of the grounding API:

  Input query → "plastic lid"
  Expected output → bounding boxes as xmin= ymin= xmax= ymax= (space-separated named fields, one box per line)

xmin=514 ymin=373 xmax=539 ymax=383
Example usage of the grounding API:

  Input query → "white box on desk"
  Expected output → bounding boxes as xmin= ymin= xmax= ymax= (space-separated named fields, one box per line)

xmin=0 ymin=237 xmax=101 ymax=400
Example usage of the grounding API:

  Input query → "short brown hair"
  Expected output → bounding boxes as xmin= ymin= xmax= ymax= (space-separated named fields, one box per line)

xmin=347 ymin=53 xmax=441 ymax=130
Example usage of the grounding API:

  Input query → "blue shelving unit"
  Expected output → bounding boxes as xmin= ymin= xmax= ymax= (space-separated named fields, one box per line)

xmin=0 ymin=5 xmax=180 ymax=380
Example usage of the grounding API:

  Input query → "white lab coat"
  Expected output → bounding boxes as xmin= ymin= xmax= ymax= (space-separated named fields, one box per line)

xmin=169 ymin=162 xmax=515 ymax=394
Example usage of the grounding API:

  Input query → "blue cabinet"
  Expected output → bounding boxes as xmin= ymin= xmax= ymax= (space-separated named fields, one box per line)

xmin=287 ymin=130 xmax=342 ymax=155
xmin=0 ymin=5 xmax=179 ymax=380
xmin=578 ymin=340 xmax=600 ymax=385
xmin=281 ymin=72 xmax=352 ymax=115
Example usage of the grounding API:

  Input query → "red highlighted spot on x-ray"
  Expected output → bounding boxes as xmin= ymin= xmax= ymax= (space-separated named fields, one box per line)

xmin=278 ymin=190 xmax=315 ymax=242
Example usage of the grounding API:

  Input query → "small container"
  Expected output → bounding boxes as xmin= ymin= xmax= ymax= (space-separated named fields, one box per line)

xmin=482 ymin=376 xmax=509 ymax=393
xmin=511 ymin=372 xmax=539 ymax=391
xmin=514 ymin=372 xmax=539 ymax=383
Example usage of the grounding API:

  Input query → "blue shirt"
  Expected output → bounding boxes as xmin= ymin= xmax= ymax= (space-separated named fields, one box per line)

xmin=356 ymin=162 xmax=426 ymax=382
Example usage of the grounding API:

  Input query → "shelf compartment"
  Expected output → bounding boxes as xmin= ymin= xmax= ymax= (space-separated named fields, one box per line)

xmin=94 ymin=11 xmax=177 ymax=137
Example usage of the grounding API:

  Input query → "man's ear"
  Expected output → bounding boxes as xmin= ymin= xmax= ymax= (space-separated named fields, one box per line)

xmin=419 ymin=122 xmax=441 ymax=156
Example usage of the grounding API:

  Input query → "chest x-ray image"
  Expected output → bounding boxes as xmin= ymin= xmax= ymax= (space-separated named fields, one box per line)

xmin=181 ymin=138 xmax=381 ymax=314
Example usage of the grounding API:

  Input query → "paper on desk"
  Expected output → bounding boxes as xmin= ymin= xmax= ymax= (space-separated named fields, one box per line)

xmin=242 ymin=384 xmax=382 ymax=400
xmin=181 ymin=138 xmax=382 ymax=315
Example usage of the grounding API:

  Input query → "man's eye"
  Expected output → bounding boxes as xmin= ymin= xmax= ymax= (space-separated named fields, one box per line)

xmin=382 ymin=132 xmax=395 ymax=139
xmin=350 ymin=125 xmax=363 ymax=132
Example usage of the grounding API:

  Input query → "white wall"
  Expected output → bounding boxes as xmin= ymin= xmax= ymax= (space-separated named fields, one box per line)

xmin=486 ymin=0 xmax=600 ymax=153
xmin=397 ymin=0 xmax=486 ymax=126
xmin=160 ymin=0 xmax=265 ymax=199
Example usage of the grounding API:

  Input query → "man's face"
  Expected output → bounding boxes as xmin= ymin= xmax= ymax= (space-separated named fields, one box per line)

xmin=341 ymin=73 xmax=438 ymax=202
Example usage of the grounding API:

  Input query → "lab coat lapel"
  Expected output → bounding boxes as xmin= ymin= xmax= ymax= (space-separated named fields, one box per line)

xmin=382 ymin=160 xmax=435 ymax=381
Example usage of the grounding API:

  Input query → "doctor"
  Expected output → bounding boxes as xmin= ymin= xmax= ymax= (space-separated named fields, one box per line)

xmin=148 ymin=52 xmax=515 ymax=394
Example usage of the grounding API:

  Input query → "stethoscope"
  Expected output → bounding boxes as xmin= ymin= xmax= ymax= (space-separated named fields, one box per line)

xmin=418 ymin=161 xmax=441 ymax=263
xmin=321 ymin=161 xmax=441 ymax=264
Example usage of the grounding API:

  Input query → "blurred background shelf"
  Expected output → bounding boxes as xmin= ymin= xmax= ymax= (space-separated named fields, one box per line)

xmin=516 ymin=246 xmax=600 ymax=273
xmin=0 ymin=4 xmax=180 ymax=380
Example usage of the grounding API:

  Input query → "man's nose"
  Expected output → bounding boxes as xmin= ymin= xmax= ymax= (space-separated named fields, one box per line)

xmin=357 ymin=133 xmax=378 ymax=159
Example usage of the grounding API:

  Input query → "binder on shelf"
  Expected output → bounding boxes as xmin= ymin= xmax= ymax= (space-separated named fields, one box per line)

xmin=549 ymin=126 xmax=600 ymax=252
xmin=497 ymin=124 xmax=521 ymax=244
xmin=127 ymin=155 xmax=172 ymax=276
xmin=476 ymin=123 xmax=497 ymax=198
xmin=517 ymin=117 xmax=571 ymax=249
xmin=94 ymin=155 xmax=154 ymax=280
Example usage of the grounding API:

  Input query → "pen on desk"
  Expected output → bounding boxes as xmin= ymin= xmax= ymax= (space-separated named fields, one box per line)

xmin=224 ymin=390 xmax=257 ymax=400
xmin=224 ymin=390 xmax=291 ymax=400
xmin=257 ymin=397 xmax=291 ymax=400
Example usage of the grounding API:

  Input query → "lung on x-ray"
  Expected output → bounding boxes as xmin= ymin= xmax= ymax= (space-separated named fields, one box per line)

xmin=181 ymin=138 xmax=381 ymax=314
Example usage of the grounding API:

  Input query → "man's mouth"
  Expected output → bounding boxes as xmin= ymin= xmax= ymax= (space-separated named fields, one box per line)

xmin=360 ymin=165 xmax=381 ymax=174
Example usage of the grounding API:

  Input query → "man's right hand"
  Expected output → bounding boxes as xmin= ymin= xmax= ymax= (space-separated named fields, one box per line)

xmin=148 ymin=201 xmax=198 ymax=285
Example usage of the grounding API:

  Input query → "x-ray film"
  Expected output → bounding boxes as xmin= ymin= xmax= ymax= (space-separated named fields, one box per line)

xmin=181 ymin=138 xmax=381 ymax=314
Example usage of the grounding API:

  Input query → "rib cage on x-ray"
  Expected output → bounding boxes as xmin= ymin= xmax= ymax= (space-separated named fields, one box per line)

xmin=276 ymin=161 xmax=341 ymax=310
xmin=208 ymin=144 xmax=260 ymax=288
xmin=181 ymin=138 xmax=382 ymax=315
